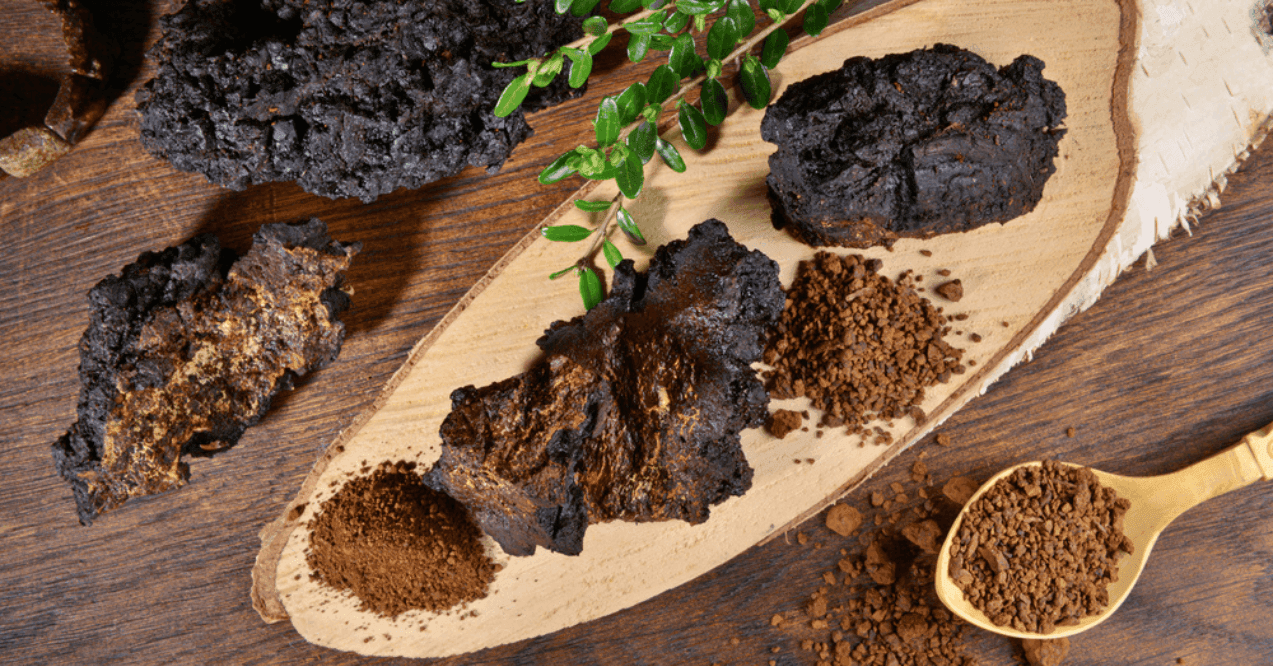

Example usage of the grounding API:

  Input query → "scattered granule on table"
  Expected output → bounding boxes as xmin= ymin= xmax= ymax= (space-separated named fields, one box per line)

xmin=942 ymin=476 xmax=981 ymax=506
xmin=307 ymin=461 xmax=497 ymax=617
xmin=948 ymin=461 xmax=1134 ymax=633
xmin=935 ymin=279 xmax=964 ymax=302
xmin=1022 ymin=637 xmax=1071 ymax=666
xmin=772 ymin=472 xmax=981 ymax=666
xmin=935 ymin=433 xmax=952 ymax=447
xmin=764 ymin=252 xmax=964 ymax=434
xmin=826 ymin=504 xmax=864 ymax=536
xmin=769 ymin=409 xmax=805 ymax=438
xmin=1066 ymin=427 xmax=1076 ymax=438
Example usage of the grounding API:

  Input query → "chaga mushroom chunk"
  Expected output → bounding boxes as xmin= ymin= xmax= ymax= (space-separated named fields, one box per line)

xmin=136 ymin=0 xmax=585 ymax=203
xmin=761 ymin=43 xmax=1067 ymax=248
xmin=52 ymin=219 xmax=359 ymax=524
xmin=429 ymin=220 xmax=784 ymax=556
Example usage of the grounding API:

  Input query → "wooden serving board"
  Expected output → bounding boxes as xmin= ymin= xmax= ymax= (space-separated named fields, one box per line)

xmin=251 ymin=0 xmax=1273 ymax=657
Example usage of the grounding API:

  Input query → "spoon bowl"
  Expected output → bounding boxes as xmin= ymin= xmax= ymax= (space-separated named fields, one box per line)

xmin=935 ymin=422 xmax=1273 ymax=640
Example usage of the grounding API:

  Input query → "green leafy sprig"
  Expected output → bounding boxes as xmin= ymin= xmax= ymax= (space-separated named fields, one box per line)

xmin=504 ymin=0 xmax=845 ymax=309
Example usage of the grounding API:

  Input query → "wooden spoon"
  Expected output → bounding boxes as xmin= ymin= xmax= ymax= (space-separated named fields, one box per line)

xmin=935 ymin=422 xmax=1273 ymax=640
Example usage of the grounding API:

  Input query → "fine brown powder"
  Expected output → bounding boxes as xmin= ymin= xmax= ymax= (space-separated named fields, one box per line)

xmin=948 ymin=461 xmax=1133 ymax=633
xmin=763 ymin=252 xmax=964 ymax=436
xmin=307 ymin=461 xmax=497 ymax=617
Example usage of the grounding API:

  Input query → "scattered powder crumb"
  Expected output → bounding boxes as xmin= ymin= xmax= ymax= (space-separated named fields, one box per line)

xmin=1066 ymin=427 xmax=1076 ymax=438
xmin=935 ymin=279 xmax=964 ymax=302
xmin=768 ymin=409 xmax=804 ymax=438
xmin=969 ymin=333 xmax=982 ymax=342
xmin=920 ymin=249 xmax=933 ymax=257
xmin=1022 ymin=637 xmax=1072 ymax=666
xmin=942 ymin=476 xmax=980 ymax=506
xmin=826 ymin=504 xmax=864 ymax=536
xmin=938 ymin=269 xmax=952 ymax=277
xmin=935 ymin=433 xmax=952 ymax=447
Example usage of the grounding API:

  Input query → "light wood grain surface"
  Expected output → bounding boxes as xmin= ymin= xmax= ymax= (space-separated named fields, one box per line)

xmin=2 ymin=1 xmax=1271 ymax=664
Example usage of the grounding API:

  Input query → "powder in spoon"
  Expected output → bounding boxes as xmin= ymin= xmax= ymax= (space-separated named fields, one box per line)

xmin=307 ymin=461 xmax=496 ymax=617
xmin=947 ymin=460 xmax=1134 ymax=633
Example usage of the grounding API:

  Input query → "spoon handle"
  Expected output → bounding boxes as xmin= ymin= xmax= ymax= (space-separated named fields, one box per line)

xmin=1157 ymin=421 xmax=1273 ymax=522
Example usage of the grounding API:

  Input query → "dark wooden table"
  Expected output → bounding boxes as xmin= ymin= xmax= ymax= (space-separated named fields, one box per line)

xmin=3 ymin=2 xmax=1271 ymax=664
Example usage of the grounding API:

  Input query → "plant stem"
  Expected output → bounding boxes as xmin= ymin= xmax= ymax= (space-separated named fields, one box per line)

xmin=560 ymin=6 xmax=666 ymax=53
xmin=581 ymin=192 xmax=626 ymax=261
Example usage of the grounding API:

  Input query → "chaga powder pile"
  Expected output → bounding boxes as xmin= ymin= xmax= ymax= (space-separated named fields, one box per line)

xmin=948 ymin=460 xmax=1134 ymax=633
xmin=307 ymin=461 xmax=497 ymax=617
xmin=763 ymin=252 xmax=964 ymax=436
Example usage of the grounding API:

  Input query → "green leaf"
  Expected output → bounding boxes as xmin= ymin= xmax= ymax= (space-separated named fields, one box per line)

xmin=739 ymin=54 xmax=772 ymax=109
xmin=550 ymin=265 xmax=576 ymax=279
xmin=494 ymin=72 xmax=532 ymax=117
xmin=643 ymin=0 xmax=670 ymax=8
xmin=700 ymin=78 xmax=728 ymax=125
xmin=542 ymin=224 xmax=594 ymax=242
xmin=628 ymin=120 xmax=657 ymax=164
xmin=575 ymin=199 xmax=614 ymax=212
xmin=615 ymin=206 xmax=648 ymax=245
xmin=655 ymin=137 xmax=687 ymax=172
xmin=705 ymin=58 xmax=723 ymax=80
xmin=563 ymin=48 xmax=593 ymax=88
xmin=624 ymin=10 xmax=667 ymax=34
xmin=640 ymin=102 xmax=662 ymax=125
xmin=539 ymin=151 xmax=578 ymax=184
xmin=615 ymin=146 xmax=645 ymax=198
xmin=647 ymin=65 xmax=678 ymax=103
xmin=777 ymin=0 xmax=803 ymax=12
xmin=819 ymin=0 xmax=844 ymax=12
xmin=578 ymin=267 xmax=603 ymax=311
xmin=677 ymin=0 xmax=727 ymax=12
xmin=594 ymin=97 xmax=621 ymax=146
xmin=532 ymin=54 xmax=564 ymax=87
xmin=616 ymin=83 xmax=648 ymax=124
xmin=588 ymin=31 xmax=613 ymax=55
xmin=572 ymin=0 xmax=603 ymax=16
xmin=602 ymin=240 xmax=624 ymax=268
xmin=757 ymin=0 xmax=776 ymax=10
xmin=677 ymin=102 xmax=708 ymax=150
xmin=609 ymin=143 xmax=630 ymax=167
xmin=663 ymin=9 xmax=690 ymax=33
xmin=555 ymin=0 xmax=573 ymax=14
xmin=693 ymin=13 xmax=707 ymax=32
xmin=582 ymin=16 xmax=608 ymax=35
xmin=706 ymin=16 xmax=738 ymax=61
xmin=576 ymin=146 xmax=607 ymax=176
xmin=582 ymin=162 xmax=620 ymax=180
xmin=669 ymin=34 xmax=701 ymax=77
xmin=491 ymin=58 xmax=534 ymax=69
xmin=628 ymin=32 xmax=652 ymax=62
xmin=765 ymin=7 xmax=784 ymax=22
xmin=726 ymin=0 xmax=755 ymax=36
xmin=649 ymin=33 xmax=676 ymax=51
xmin=760 ymin=28 xmax=789 ymax=69
xmin=803 ymin=2 xmax=828 ymax=36
xmin=609 ymin=0 xmax=642 ymax=11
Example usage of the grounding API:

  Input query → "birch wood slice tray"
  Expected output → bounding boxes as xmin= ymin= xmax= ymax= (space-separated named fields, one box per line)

xmin=252 ymin=0 xmax=1273 ymax=657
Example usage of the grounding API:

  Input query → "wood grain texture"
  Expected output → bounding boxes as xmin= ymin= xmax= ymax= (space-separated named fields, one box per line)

xmin=1 ymin=1 xmax=1271 ymax=665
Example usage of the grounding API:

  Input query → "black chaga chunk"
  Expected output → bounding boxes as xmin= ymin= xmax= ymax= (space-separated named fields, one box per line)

xmin=429 ymin=220 xmax=784 ymax=556
xmin=761 ymin=43 xmax=1067 ymax=248
xmin=135 ymin=0 xmax=584 ymax=203
xmin=52 ymin=219 xmax=360 ymax=524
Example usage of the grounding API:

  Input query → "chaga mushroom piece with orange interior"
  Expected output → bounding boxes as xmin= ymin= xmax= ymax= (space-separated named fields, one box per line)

xmin=52 ymin=219 xmax=359 ymax=524
xmin=427 ymin=220 xmax=785 ymax=556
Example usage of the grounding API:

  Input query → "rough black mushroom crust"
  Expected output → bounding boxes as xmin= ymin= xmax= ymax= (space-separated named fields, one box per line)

xmin=428 ymin=220 xmax=784 ymax=556
xmin=761 ymin=43 xmax=1067 ymax=248
xmin=136 ymin=0 xmax=584 ymax=202
xmin=52 ymin=219 xmax=359 ymax=524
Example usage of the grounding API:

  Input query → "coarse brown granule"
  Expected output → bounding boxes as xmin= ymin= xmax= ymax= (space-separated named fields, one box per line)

xmin=942 ymin=476 xmax=981 ymax=506
xmin=826 ymin=504 xmax=864 ymax=536
xmin=769 ymin=409 xmax=805 ymax=438
xmin=920 ymin=249 xmax=933 ymax=257
xmin=935 ymin=279 xmax=964 ymax=302
xmin=1066 ymin=427 xmax=1076 ymax=438
xmin=938 ymin=269 xmax=953 ymax=277
xmin=969 ymin=333 xmax=982 ymax=342
xmin=1022 ymin=637 xmax=1071 ymax=666
xmin=763 ymin=252 xmax=963 ymax=433
xmin=307 ymin=461 xmax=496 ymax=617
xmin=948 ymin=461 xmax=1134 ymax=633
xmin=936 ymin=433 xmax=952 ymax=447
